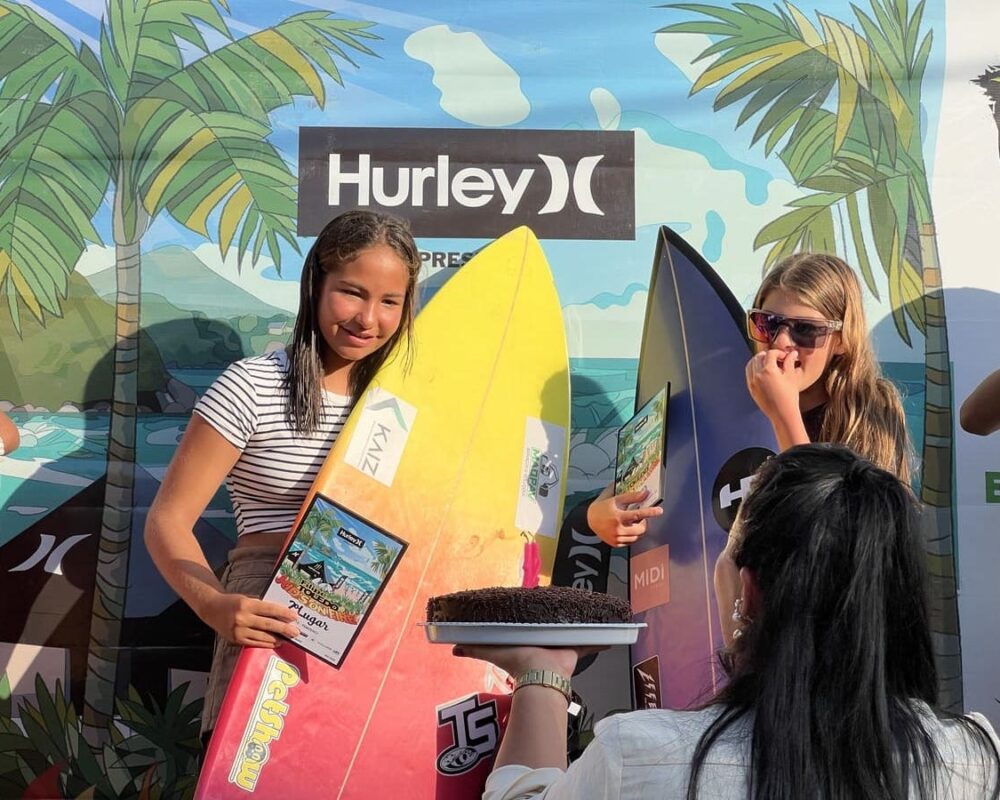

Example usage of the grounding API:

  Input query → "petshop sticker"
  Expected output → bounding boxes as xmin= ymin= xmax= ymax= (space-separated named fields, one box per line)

xmin=228 ymin=656 xmax=300 ymax=792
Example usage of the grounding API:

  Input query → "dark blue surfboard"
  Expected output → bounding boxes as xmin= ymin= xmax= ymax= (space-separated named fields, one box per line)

xmin=628 ymin=227 xmax=777 ymax=710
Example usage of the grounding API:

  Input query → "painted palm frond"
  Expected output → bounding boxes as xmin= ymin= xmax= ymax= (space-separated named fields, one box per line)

xmin=130 ymin=103 xmax=297 ymax=268
xmin=0 ymin=3 xmax=116 ymax=329
xmin=125 ymin=12 xmax=378 ymax=266
xmin=0 ymin=2 xmax=106 ymax=127
xmin=0 ymin=92 xmax=116 ymax=326
xmin=665 ymin=2 xmax=912 ymax=156
xmin=753 ymin=193 xmax=837 ymax=266
xmin=145 ymin=12 xmax=378 ymax=118
xmin=662 ymin=0 xmax=927 ymax=343
xmin=370 ymin=541 xmax=395 ymax=578
xmin=99 ymin=0 xmax=232 ymax=106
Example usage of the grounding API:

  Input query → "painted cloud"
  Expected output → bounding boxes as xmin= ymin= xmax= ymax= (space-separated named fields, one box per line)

xmin=653 ymin=32 xmax=713 ymax=84
xmin=564 ymin=287 xmax=647 ymax=360
xmin=404 ymin=25 xmax=530 ymax=126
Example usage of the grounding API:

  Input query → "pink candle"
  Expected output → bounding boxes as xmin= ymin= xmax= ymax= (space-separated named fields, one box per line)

xmin=521 ymin=537 xmax=541 ymax=588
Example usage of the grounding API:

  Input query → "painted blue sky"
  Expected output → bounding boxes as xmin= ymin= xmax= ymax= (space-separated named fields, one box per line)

xmin=40 ymin=0 xmax=945 ymax=329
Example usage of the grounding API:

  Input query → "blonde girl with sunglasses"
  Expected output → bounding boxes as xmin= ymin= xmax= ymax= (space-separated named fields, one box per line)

xmin=743 ymin=252 xmax=910 ymax=477
xmin=587 ymin=252 xmax=909 ymax=552
xmin=716 ymin=252 xmax=911 ymax=642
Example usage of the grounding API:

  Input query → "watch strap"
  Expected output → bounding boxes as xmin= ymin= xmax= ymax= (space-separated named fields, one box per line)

xmin=514 ymin=669 xmax=572 ymax=703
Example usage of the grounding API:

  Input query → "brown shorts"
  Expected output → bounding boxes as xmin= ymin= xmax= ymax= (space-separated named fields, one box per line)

xmin=201 ymin=544 xmax=281 ymax=736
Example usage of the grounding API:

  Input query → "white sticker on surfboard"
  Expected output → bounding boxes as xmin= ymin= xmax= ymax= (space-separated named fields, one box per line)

xmin=515 ymin=417 xmax=566 ymax=538
xmin=344 ymin=387 xmax=417 ymax=487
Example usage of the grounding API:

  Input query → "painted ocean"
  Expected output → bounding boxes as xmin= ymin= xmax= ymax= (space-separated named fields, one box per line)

xmin=0 ymin=360 xmax=926 ymax=543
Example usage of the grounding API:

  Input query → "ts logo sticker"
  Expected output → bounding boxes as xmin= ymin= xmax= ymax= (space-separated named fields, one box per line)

xmin=435 ymin=694 xmax=500 ymax=776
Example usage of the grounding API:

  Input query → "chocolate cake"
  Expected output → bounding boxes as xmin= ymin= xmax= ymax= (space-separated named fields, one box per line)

xmin=426 ymin=586 xmax=632 ymax=625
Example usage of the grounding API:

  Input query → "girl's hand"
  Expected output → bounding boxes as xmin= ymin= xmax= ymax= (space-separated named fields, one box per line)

xmin=201 ymin=592 xmax=301 ymax=647
xmin=452 ymin=644 xmax=598 ymax=679
xmin=745 ymin=349 xmax=801 ymax=422
xmin=587 ymin=487 xmax=663 ymax=547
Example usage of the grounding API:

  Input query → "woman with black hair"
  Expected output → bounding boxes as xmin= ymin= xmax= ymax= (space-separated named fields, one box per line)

xmin=146 ymin=210 xmax=420 ymax=740
xmin=456 ymin=444 xmax=1000 ymax=799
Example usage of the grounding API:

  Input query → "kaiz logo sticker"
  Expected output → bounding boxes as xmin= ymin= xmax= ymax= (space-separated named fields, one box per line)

xmin=435 ymin=694 xmax=500 ymax=776
xmin=344 ymin=387 xmax=417 ymax=487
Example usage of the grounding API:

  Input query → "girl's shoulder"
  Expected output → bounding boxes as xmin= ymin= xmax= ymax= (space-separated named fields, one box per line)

xmin=224 ymin=350 xmax=290 ymax=384
xmin=204 ymin=350 xmax=290 ymax=403
xmin=235 ymin=348 xmax=290 ymax=374
xmin=595 ymin=706 xmax=750 ymax=766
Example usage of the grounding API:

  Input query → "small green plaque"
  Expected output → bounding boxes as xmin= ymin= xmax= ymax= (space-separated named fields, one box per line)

xmin=987 ymin=472 xmax=1000 ymax=504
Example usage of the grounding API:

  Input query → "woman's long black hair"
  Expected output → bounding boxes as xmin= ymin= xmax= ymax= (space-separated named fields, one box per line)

xmin=688 ymin=444 xmax=999 ymax=799
xmin=285 ymin=210 xmax=420 ymax=433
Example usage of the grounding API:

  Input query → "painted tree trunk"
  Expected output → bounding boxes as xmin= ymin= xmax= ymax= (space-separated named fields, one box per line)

xmin=918 ymin=222 xmax=963 ymax=713
xmin=82 ymin=229 xmax=142 ymax=740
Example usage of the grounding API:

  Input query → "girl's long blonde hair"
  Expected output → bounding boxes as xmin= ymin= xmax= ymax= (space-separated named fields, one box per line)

xmin=754 ymin=253 xmax=911 ymax=482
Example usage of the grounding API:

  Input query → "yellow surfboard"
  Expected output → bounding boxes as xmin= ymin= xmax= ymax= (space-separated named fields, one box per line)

xmin=197 ymin=227 xmax=570 ymax=799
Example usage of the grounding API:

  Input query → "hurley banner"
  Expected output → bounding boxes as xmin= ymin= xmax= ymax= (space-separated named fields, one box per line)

xmin=298 ymin=127 xmax=635 ymax=239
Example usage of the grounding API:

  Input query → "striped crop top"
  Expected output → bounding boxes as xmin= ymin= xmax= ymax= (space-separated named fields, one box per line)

xmin=193 ymin=350 xmax=353 ymax=536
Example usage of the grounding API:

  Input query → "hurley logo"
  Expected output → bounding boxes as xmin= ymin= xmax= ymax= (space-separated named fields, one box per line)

xmin=710 ymin=447 xmax=775 ymax=532
xmin=328 ymin=153 xmax=606 ymax=217
xmin=299 ymin=128 xmax=634 ymax=239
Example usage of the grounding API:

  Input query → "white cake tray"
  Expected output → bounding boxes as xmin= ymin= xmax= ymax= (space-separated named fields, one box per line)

xmin=421 ymin=622 xmax=645 ymax=646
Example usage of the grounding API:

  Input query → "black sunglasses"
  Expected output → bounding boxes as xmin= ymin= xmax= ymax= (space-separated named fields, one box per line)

xmin=746 ymin=309 xmax=843 ymax=349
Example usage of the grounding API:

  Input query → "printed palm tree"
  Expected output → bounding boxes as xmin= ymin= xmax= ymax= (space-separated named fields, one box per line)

xmin=309 ymin=505 xmax=342 ymax=552
xmin=661 ymin=0 xmax=962 ymax=710
xmin=369 ymin=541 xmax=396 ymax=579
xmin=0 ymin=0 xmax=377 ymax=737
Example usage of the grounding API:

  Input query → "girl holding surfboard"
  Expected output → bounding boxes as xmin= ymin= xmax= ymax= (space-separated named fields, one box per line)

xmin=145 ymin=210 xmax=420 ymax=738
xmin=587 ymin=252 xmax=911 ymax=638
xmin=720 ymin=252 xmax=911 ymax=642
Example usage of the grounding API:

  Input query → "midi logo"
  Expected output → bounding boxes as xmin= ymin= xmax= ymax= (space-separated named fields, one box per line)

xmin=435 ymin=694 xmax=500 ymax=776
xmin=630 ymin=544 xmax=670 ymax=613
xmin=228 ymin=656 xmax=300 ymax=792
xmin=299 ymin=127 xmax=634 ymax=239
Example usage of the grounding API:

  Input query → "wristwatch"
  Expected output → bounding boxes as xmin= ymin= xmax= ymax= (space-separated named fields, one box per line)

xmin=514 ymin=669 xmax=573 ymax=704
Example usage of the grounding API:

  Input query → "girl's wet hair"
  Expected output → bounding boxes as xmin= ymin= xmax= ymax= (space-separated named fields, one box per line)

xmin=688 ymin=444 xmax=999 ymax=799
xmin=753 ymin=252 xmax=911 ymax=482
xmin=285 ymin=210 xmax=420 ymax=433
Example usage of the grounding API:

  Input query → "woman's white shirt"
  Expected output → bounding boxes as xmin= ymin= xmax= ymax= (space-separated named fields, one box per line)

xmin=484 ymin=705 xmax=999 ymax=799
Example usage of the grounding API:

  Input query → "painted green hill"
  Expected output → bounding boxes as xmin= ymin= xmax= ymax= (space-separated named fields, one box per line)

xmin=85 ymin=245 xmax=292 ymax=319
xmin=0 ymin=273 xmax=172 ymax=410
